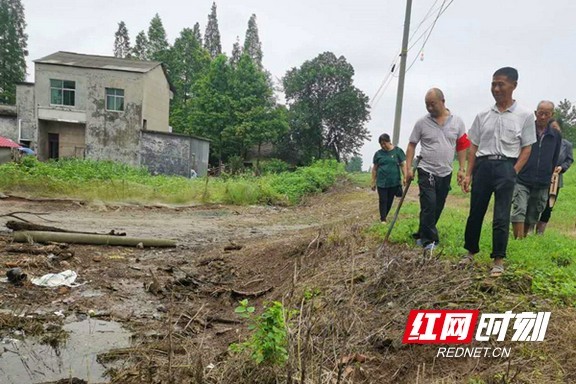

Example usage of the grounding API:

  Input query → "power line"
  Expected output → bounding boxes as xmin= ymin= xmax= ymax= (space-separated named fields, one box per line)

xmin=405 ymin=0 xmax=455 ymax=73
xmin=371 ymin=0 xmax=453 ymax=107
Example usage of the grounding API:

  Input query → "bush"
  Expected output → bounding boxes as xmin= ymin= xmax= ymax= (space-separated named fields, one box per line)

xmin=258 ymin=158 xmax=291 ymax=175
xmin=229 ymin=300 xmax=297 ymax=366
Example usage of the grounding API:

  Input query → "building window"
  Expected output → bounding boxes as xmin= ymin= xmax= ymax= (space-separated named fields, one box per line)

xmin=106 ymin=88 xmax=124 ymax=111
xmin=50 ymin=79 xmax=76 ymax=106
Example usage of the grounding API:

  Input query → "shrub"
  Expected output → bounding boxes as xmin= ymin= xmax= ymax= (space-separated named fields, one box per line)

xmin=229 ymin=300 xmax=297 ymax=366
xmin=258 ymin=158 xmax=291 ymax=174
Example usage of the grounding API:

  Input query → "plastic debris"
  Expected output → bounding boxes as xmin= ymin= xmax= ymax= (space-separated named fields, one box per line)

xmin=31 ymin=270 xmax=83 ymax=288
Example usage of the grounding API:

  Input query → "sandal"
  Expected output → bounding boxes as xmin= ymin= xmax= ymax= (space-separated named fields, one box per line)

xmin=457 ymin=253 xmax=474 ymax=269
xmin=490 ymin=265 xmax=504 ymax=277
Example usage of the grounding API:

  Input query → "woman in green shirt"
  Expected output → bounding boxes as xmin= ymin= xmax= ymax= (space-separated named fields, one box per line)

xmin=371 ymin=133 xmax=407 ymax=223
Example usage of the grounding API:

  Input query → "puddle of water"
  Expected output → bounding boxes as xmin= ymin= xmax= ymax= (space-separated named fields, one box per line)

xmin=0 ymin=319 xmax=131 ymax=384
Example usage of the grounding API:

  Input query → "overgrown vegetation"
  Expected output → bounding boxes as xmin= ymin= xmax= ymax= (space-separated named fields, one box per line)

xmin=362 ymin=165 xmax=576 ymax=305
xmin=0 ymin=157 xmax=344 ymax=205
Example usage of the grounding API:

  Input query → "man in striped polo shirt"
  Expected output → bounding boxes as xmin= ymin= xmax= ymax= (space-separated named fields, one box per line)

xmin=461 ymin=67 xmax=536 ymax=277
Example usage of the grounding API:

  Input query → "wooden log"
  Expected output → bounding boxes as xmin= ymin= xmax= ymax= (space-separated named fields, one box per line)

xmin=6 ymin=220 xmax=126 ymax=236
xmin=13 ymin=231 xmax=176 ymax=248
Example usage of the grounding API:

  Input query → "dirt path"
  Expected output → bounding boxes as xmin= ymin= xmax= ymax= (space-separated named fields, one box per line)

xmin=0 ymin=185 xmax=381 ymax=383
xmin=0 ymin=186 xmax=382 ymax=247
xmin=1 ymin=185 xmax=575 ymax=384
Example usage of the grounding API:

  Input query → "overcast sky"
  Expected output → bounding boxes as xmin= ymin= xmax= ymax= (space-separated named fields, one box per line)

xmin=21 ymin=0 xmax=576 ymax=169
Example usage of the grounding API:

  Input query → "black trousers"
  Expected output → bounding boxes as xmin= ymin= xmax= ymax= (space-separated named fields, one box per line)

xmin=377 ymin=186 xmax=396 ymax=222
xmin=417 ymin=169 xmax=452 ymax=246
xmin=464 ymin=158 xmax=516 ymax=259
xmin=539 ymin=187 xmax=560 ymax=223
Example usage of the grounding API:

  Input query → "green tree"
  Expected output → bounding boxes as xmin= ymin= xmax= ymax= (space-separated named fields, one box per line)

xmin=243 ymin=14 xmax=262 ymax=69
xmin=192 ymin=22 xmax=203 ymax=46
xmin=147 ymin=13 xmax=169 ymax=62
xmin=204 ymin=2 xmax=222 ymax=59
xmin=113 ymin=21 xmax=131 ymax=58
xmin=555 ymin=99 xmax=576 ymax=144
xmin=345 ymin=155 xmax=363 ymax=172
xmin=282 ymin=52 xmax=370 ymax=163
xmin=230 ymin=54 xmax=288 ymax=165
xmin=230 ymin=36 xmax=242 ymax=67
xmin=167 ymin=28 xmax=211 ymax=133
xmin=188 ymin=54 xmax=234 ymax=165
xmin=0 ymin=0 xmax=27 ymax=104
xmin=132 ymin=30 xmax=149 ymax=60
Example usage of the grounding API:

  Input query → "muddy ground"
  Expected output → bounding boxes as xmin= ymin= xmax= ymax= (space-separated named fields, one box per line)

xmin=1 ymin=185 xmax=575 ymax=384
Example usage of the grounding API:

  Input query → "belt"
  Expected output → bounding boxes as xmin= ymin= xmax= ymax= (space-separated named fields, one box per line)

xmin=479 ymin=155 xmax=514 ymax=161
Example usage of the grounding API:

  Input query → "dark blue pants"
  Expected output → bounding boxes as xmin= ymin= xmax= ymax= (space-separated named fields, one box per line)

xmin=417 ymin=169 xmax=452 ymax=246
xmin=377 ymin=186 xmax=396 ymax=222
xmin=464 ymin=158 xmax=516 ymax=259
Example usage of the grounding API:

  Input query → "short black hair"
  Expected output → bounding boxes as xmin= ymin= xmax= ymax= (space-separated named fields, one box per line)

xmin=379 ymin=133 xmax=391 ymax=144
xmin=493 ymin=67 xmax=518 ymax=82
xmin=549 ymin=118 xmax=563 ymax=129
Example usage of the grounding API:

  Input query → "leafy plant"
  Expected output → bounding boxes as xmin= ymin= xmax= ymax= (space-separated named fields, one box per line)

xmin=258 ymin=158 xmax=291 ymax=174
xmin=0 ymin=158 xmax=343 ymax=206
xmin=230 ymin=300 xmax=297 ymax=366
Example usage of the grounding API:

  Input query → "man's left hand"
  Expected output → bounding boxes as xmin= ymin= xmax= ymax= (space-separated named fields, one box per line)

xmin=457 ymin=169 xmax=466 ymax=186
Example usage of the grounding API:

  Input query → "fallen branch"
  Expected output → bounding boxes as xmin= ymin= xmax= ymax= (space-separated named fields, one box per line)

xmin=0 ymin=212 xmax=52 ymax=223
xmin=230 ymin=286 xmax=273 ymax=298
xmin=206 ymin=316 xmax=241 ymax=325
xmin=13 ymin=231 xmax=176 ymax=248
xmin=6 ymin=220 xmax=126 ymax=236
xmin=224 ymin=243 xmax=243 ymax=251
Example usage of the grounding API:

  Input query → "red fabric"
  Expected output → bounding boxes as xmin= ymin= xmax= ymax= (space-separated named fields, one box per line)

xmin=0 ymin=136 xmax=20 ymax=148
xmin=456 ymin=133 xmax=471 ymax=152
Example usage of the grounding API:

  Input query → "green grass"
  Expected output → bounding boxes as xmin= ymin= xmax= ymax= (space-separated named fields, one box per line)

xmin=367 ymin=165 xmax=576 ymax=305
xmin=347 ymin=171 xmax=371 ymax=187
xmin=0 ymin=157 xmax=345 ymax=206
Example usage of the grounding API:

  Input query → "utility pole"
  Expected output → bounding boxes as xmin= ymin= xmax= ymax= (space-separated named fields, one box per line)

xmin=392 ymin=0 xmax=412 ymax=145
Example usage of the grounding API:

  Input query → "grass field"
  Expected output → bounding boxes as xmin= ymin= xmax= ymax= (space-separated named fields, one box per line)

xmin=352 ymin=167 xmax=576 ymax=305
xmin=0 ymin=157 xmax=345 ymax=206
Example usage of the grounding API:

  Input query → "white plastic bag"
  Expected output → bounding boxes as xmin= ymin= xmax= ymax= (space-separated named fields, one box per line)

xmin=31 ymin=270 xmax=82 ymax=287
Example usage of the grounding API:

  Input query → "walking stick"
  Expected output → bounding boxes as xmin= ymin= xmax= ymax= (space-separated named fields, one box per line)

xmin=383 ymin=156 xmax=421 ymax=243
xmin=376 ymin=156 xmax=422 ymax=263
xmin=549 ymin=172 xmax=559 ymax=208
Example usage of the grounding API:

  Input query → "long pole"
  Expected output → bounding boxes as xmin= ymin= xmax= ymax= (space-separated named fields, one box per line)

xmin=392 ymin=0 xmax=413 ymax=145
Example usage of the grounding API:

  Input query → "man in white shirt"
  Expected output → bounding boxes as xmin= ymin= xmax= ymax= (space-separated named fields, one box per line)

xmin=460 ymin=67 xmax=536 ymax=277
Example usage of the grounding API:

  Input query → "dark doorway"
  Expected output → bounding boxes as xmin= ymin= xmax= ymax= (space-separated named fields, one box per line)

xmin=48 ymin=133 xmax=59 ymax=159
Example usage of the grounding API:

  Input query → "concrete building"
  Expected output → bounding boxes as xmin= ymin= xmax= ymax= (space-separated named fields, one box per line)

xmin=9 ymin=51 xmax=209 ymax=176
xmin=0 ymin=105 xmax=18 ymax=140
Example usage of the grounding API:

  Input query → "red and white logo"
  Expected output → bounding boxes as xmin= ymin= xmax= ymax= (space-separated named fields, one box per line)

xmin=403 ymin=310 xmax=480 ymax=344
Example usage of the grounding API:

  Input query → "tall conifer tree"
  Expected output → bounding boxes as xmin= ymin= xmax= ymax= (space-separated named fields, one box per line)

xmin=147 ymin=13 xmax=169 ymax=62
xmin=132 ymin=31 xmax=149 ymax=60
xmin=204 ymin=2 xmax=222 ymax=59
xmin=113 ymin=21 xmax=131 ymax=58
xmin=192 ymin=22 xmax=203 ymax=47
xmin=243 ymin=14 xmax=262 ymax=69
xmin=0 ymin=0 xmax=27 ymax=104
xmin=230 ymin=36 xmax=242 ymax=67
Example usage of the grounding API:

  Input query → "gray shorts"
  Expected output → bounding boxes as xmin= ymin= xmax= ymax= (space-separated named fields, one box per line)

xmin=511 ymin=183 xmax=549 ymax=224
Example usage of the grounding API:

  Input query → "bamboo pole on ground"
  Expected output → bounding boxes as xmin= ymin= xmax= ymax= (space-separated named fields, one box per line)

xmin=13 ymin=231 xmax=176 ymax=248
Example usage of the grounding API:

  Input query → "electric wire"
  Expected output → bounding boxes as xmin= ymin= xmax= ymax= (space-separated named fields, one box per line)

xmin=405 ymin=0 xmax=454 ymax=73
xmin=371 ymin=0 xmax=454 ymax=107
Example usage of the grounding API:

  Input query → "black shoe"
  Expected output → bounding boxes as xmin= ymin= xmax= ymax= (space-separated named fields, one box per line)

xmin=411 ymin=232 xmax=420 ymax=240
